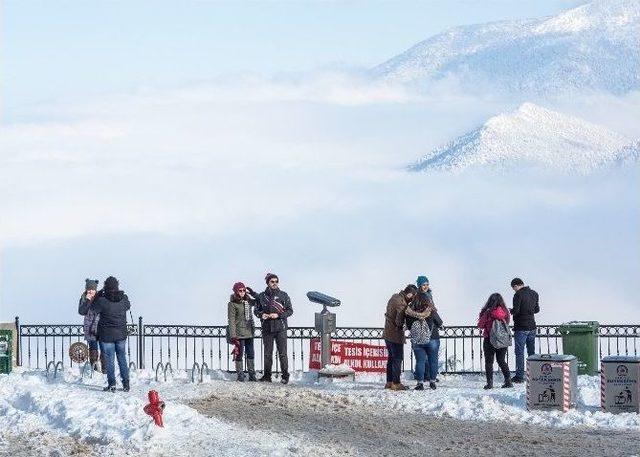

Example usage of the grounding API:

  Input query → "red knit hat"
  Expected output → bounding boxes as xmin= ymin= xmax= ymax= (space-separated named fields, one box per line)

xmin=232 ymin=282 xmax=246 ymax=293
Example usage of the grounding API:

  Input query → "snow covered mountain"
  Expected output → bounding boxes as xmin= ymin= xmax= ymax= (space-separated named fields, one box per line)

xmin=373 ymin=0 xmax=640 ymax=95
xmin=410 ymin=103 xmax=639 ymax=173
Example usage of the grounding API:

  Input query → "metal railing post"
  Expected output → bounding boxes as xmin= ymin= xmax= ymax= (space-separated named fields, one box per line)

xmin=138 ymin=316 xmax=144 ymax=369
xmin=14 ymin=316 xmax=21 ymax=366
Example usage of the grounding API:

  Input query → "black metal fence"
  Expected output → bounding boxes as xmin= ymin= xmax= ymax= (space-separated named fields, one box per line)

xmin=13 ymin=317 xmax=640 ymax=375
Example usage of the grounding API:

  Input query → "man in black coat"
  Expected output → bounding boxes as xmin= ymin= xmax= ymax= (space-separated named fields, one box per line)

xmin=91 ymin=276 xmax=131 ymax=392
xmin=254 ymin=273 xmax=293 ymax=384
xmin=510 ymin=277 xmax=540 ymax=383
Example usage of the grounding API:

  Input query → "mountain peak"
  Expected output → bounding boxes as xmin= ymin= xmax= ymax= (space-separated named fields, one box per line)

xmin=373 ymin=0 xmax=640 ymax=95
xmin=410 ymin=103 xmax=637 ymax=174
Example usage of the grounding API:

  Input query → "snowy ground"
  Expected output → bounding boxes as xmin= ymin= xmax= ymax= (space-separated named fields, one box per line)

xmin=1 ymin=368 xmax=639 ymax=456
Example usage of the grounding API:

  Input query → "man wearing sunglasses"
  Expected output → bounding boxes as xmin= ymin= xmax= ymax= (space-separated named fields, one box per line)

xmin=255 ymin=272 xmax=294 ymax=384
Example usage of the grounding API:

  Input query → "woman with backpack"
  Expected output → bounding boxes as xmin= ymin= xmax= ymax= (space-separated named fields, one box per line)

xmin=477 ymin=293 xmax=513 ymax=389
xmin=406 ymin=293 xmax=435 ymax=390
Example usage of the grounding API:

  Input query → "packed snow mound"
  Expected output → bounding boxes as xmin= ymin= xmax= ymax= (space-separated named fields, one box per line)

xmin=410 ymin=103 xmax=639 ymax=174
xmin=372 ymin=0 xmax=640 ymax=95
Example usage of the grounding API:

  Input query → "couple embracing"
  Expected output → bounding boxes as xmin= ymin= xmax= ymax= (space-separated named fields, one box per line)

xmin=78 ymin=276 xmax=131 ymax=392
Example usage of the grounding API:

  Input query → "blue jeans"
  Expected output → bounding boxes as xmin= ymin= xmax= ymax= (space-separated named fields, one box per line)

xmin=514 ymin=330 xmax=536 ymax=380
xmin=237 ymin=338 xmax=255 ymax=360
xmin=88 ymin=340 xmax=99 ymax=351
xmin=100 ymin=340 xmax=130 ymax=386
xmin=413 ymin=339 xmax=440 ymax=382
xmin=385 ymin=340 xmax=404 ymax=383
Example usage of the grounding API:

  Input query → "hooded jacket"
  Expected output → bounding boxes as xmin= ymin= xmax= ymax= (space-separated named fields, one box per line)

xmin=228 ymin=293 xmax=256 ymax=339
xmin=91 ymin=289 xmax=131 ymax=343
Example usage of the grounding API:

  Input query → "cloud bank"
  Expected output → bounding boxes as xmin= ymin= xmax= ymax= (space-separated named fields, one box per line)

xmin=1 ymin=75 xmax=638 ymax=327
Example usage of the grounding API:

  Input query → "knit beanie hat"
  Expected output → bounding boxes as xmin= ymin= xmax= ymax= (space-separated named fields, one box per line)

xmin=416 ymin=276 xmax=429 ymax=287
xmin=265 ymin=273 xmax=279 ymax=284
xmin=233 ymin=282 xmax=246 ymax=293
xmin=85 ymin=279 xmax=99 ymax=291
xmin=104 ymin=276 xmax=119 ymax=291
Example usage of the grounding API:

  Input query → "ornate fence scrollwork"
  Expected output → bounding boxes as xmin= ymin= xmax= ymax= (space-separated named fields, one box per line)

xmin=16 ymin=317 xmax=640 ymax=375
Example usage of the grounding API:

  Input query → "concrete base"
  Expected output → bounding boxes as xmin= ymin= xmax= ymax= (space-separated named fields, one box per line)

xmin=318 ymin=365 xmax=356 ymax=382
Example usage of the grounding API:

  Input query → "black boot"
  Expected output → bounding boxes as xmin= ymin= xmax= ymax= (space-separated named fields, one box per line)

xmin=281 ymin=372 xmax=290 ymax=385
xmin=484 ymin=370 xmax=493 ymax=390
xmin=429 ymin=381 xmax=437 ymax=390
xmin=259 ymin=373 xmax=272 ymax=382
xmin=122 ymin=379 xmax=130 ymax=392
xmin=103 ymin=385 xmax=116 ymax=393
xmin=247 ymin=359 xmax=257 ymax=382
xmin=414 ymin=382 xmax=424 ymax=390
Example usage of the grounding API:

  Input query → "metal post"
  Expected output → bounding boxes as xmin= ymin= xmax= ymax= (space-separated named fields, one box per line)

xmin=138 ymin=316 xmax=144 ymax=369
xmin=14 ymin=316 xmax=20 ymax=366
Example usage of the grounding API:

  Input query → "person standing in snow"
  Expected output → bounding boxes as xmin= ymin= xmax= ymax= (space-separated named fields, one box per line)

xmin=509 ymin=277 xmax=540 ymax=383
xmin=255 ymin=273 xmax=293 ymax=384
xmin=416 ymin=275 xmax=443 ymax=387
xmin=383 ymin=284 xmax=418 ymax=391
xmin=477 ymin=293 xmax=513 ymax=389
xmin=228 ymin=282 xmax=258 ymax=382
xmin=78 ymin=279 xmax=104 ymax=372
xmin=91 ymin=276 xmax=131 ymax=392
xmin=406 ymin=291 xmax=435 ymax=390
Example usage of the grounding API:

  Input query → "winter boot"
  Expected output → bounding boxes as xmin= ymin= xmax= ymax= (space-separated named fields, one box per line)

xmin=89 ymin=349 xmax=100 ymax=371
xmin=429 ymin=381 xmax=437 ymax=390
xmin=390 ymin=382 xmax=409 ymax=391
xmin=484 ymin=371 xmax=493 ymax=390
xmin=259 ymin=373 xmax=272 ymax=382
xmin=103 ymin=385 xmax=116 ymax=393
xmin=511 ymin=376 xmax=524 ymax=384
xmin=235 ymin=361 xmax=246 ymax=382
xmin=281 ymin=372 xmax=290 ymax=385
xmin=502 ymin=380 xmax=514 ymax=388
xmin=414 ymin=382 xmax=424 ymax=391
xmin=122 ymin=379 xmax=130 ymax=392
xmin=384 ymin=382 xmax=393 ymax=389
xmin=247 ymin=359 xmax=257 ymax=382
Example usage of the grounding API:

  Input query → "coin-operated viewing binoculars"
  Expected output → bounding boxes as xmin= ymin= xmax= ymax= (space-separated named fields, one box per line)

xmin=307 ymin=291 xmax=340 ymax=368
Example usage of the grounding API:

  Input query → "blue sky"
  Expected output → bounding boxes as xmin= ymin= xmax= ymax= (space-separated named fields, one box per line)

xmin=3 ymin=0 xmax=582 ymax=113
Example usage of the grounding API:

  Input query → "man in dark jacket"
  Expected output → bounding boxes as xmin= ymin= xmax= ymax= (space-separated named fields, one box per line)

xmin=254 ymin=273 xmax=293 ymax=384
xmin=91 ymin=276 xmax=131 ymax=392
xmin=383 ymin=284 xmax=418 ymax=391
xmin=510 ymin=277 xmax=540 ymax=383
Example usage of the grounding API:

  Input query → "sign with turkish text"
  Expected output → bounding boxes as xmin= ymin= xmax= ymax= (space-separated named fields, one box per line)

xmin=309 ymin=339 xmax=387 ymax=372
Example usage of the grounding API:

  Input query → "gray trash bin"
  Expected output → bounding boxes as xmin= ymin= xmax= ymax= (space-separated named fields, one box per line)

xmin=527 ymin=354 xmax=577 ymax=412
xmin=601 ymin=356 xmax=640 ymax=414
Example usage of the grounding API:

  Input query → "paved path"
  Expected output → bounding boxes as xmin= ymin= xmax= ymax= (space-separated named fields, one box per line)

xmin=189 ymin=383 xmax=640 ymax=457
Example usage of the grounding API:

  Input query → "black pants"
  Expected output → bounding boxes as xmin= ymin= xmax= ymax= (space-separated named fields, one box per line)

xmin=385 ymin=340 xmax=404 ymax=383
xmin=483 ymin=338 xmax=510 ymax=383
xmin=263 ymin=330 xmax=288 ymax=376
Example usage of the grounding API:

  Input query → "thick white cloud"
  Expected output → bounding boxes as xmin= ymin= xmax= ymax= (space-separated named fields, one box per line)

xmin=0 ymin=76 xmax=638 ymax=326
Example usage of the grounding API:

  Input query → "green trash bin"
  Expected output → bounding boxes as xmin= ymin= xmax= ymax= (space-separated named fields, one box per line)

xmin=557 ymin=321 xmax=599 ymax=375
xmin=0 ymin=329 xmax=12 ymax=374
